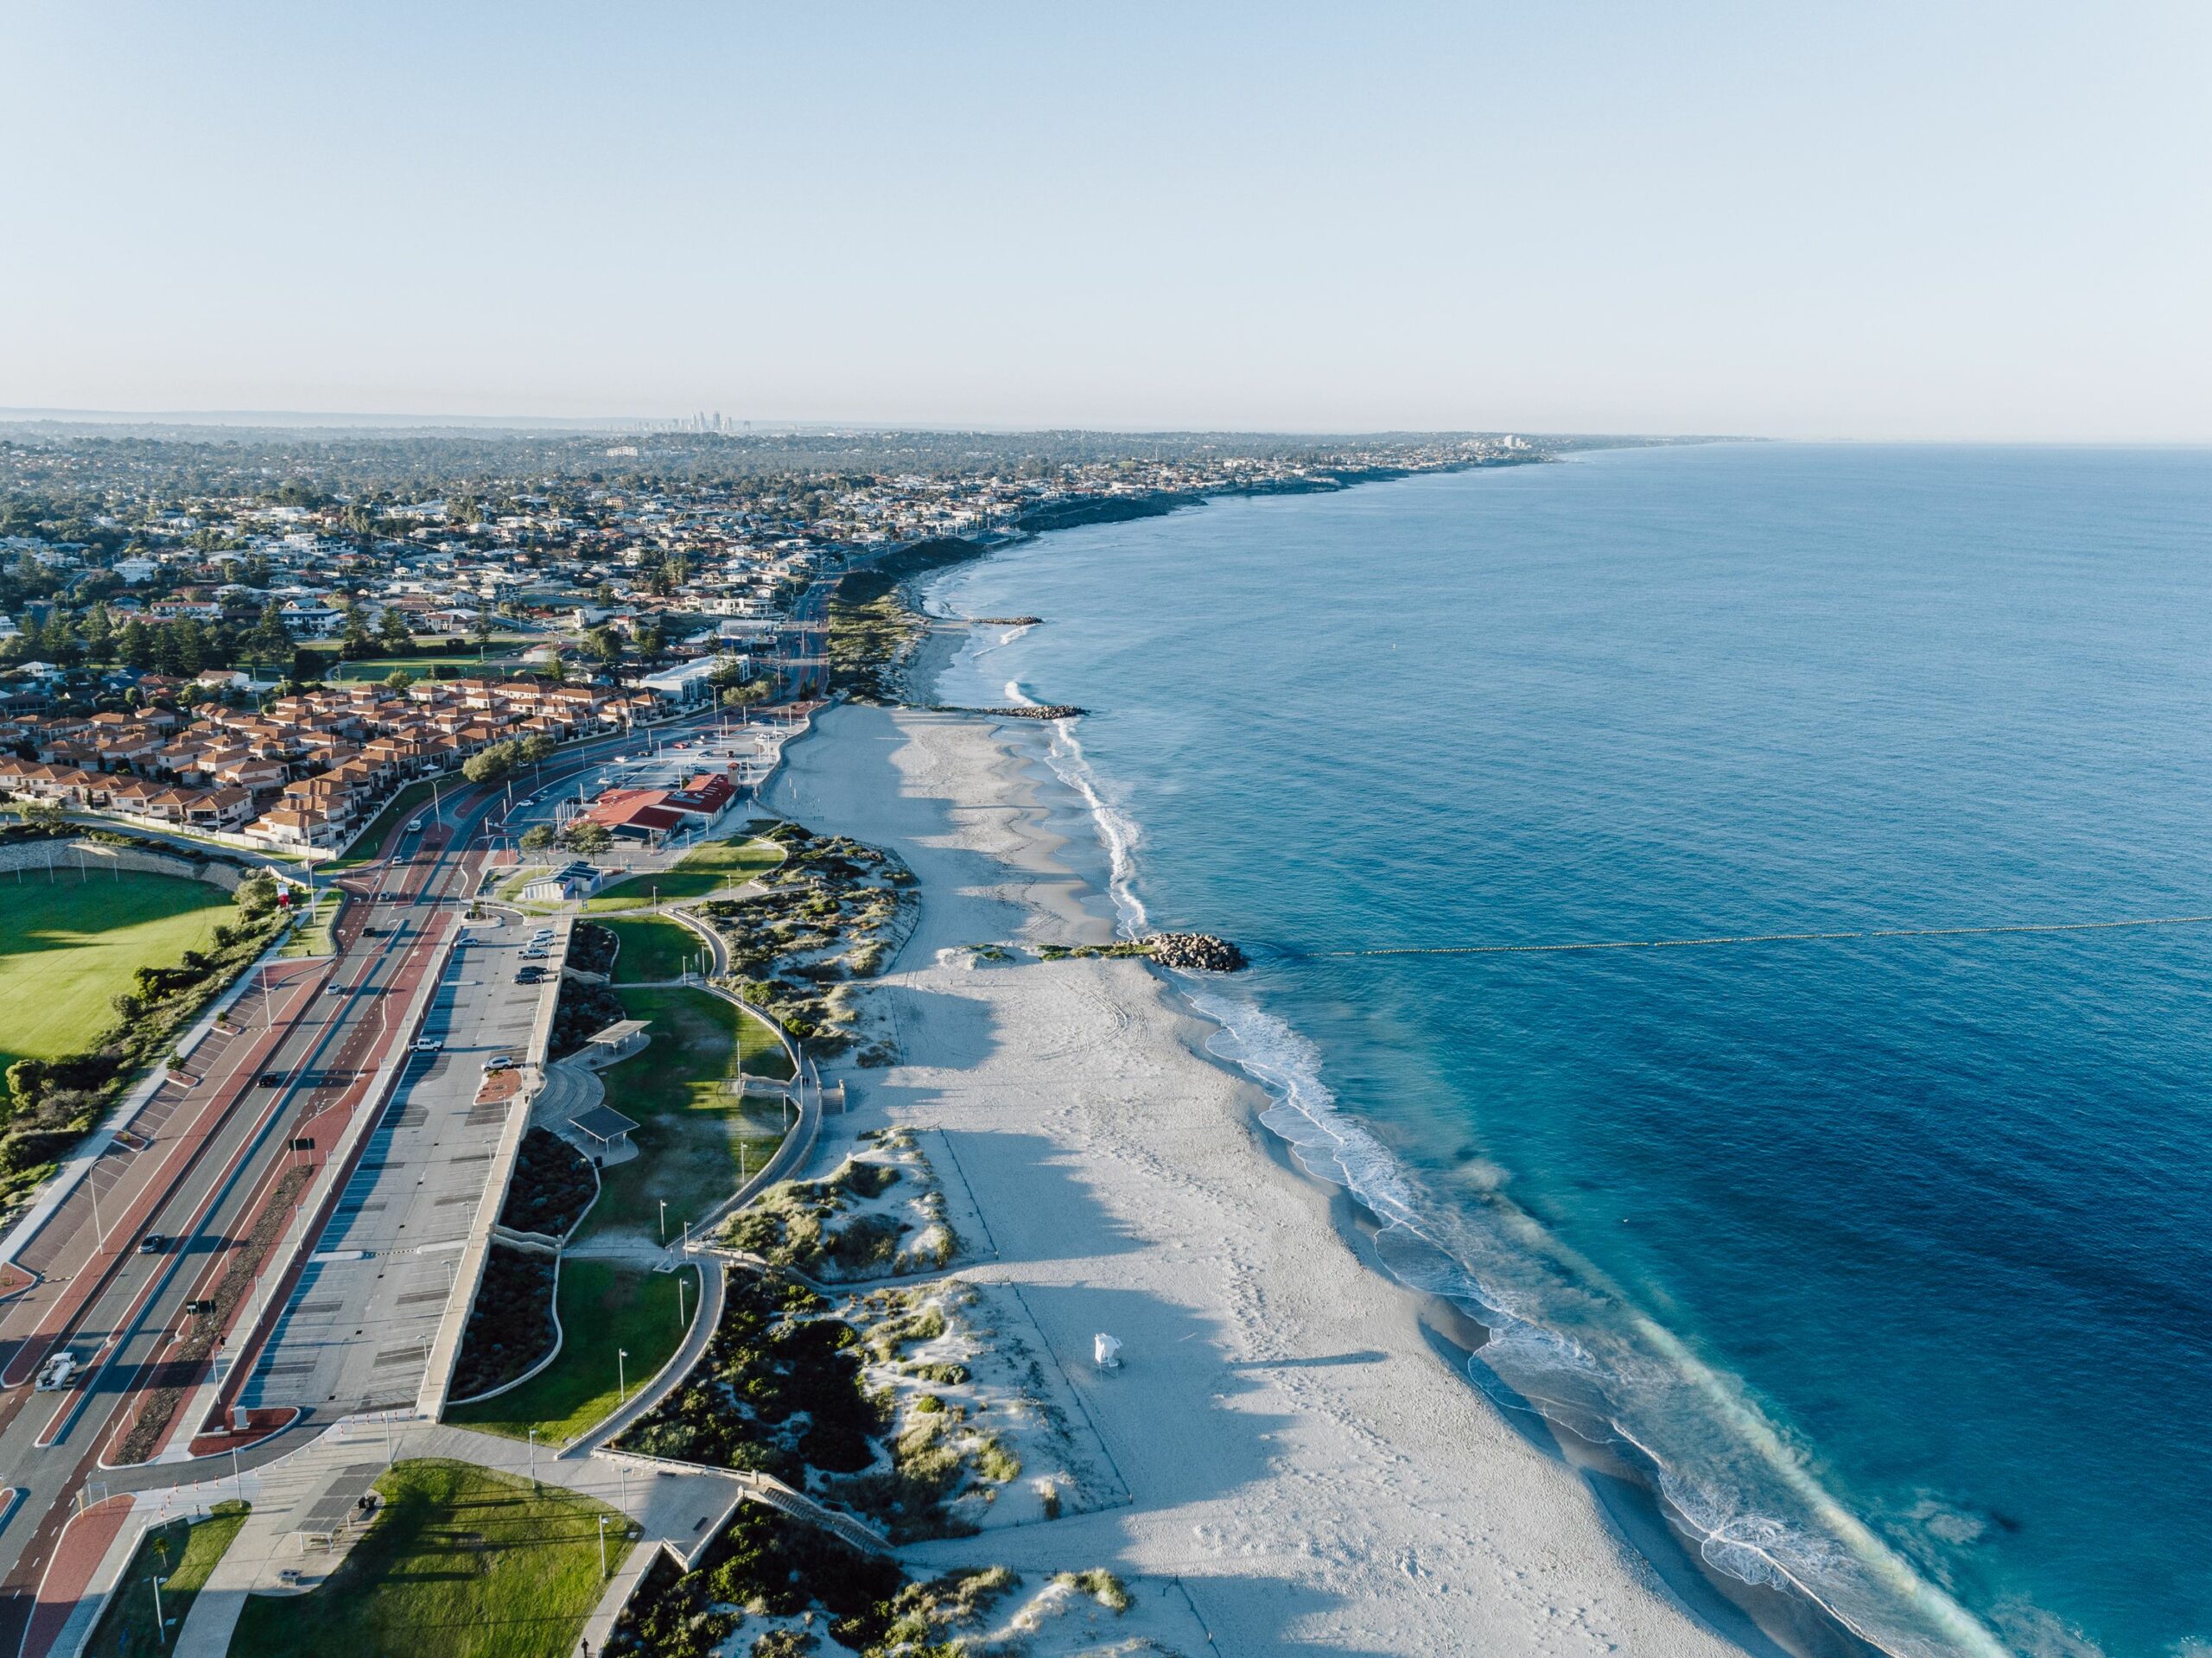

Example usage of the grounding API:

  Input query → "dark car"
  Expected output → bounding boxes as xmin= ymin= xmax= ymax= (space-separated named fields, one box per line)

xmin=257 ymin=1071 xmax=288 ymax=1088
xmin=182 ymin=1298 xmax=215 ymax=1317
xmin=138 ymin=1234 xmax=168 ymax=1255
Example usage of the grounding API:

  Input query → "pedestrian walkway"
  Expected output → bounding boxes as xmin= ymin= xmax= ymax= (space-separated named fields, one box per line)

xmin=168 ymin=1419 xmax=744 ymax=1658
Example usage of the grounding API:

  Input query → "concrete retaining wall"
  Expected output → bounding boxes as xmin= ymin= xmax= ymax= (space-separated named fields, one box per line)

xmin=0 ymin=837 xmax=250 ymax=891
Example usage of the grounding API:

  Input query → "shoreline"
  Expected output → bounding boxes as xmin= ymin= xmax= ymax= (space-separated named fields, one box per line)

xmin=1001 ymin=700 xmax=1886 ymax=1658
xmin=763 ymin=696 xmax=1788 ymax=1656
xmin=850 ymin=524 xmax=1949 ymax=1652
xmin=868 ymin=480 xmax=2001 ymax=1658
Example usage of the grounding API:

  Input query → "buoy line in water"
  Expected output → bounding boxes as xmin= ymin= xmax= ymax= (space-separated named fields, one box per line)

xmin=1322 ymin=913 xmax=2212 ymax=958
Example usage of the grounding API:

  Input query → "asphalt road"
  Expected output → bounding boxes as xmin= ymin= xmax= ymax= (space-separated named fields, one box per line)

xmin=0 ymin=708 xmax=724 ymax=1655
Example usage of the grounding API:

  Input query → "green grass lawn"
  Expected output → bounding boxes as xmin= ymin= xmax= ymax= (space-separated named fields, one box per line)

xmin=87 ymin=1500 xmax=249 ymax=1658
xmin=0 ymin=872 xmax=232 ymax=1073
xmin=320 ymin=647 xmax=531 ymax=682
xmin=227 ymin=1460 xmax=628 ymax=1658
xmin=571 ymin=988 xmax=791 ymax=1250
xmin=602 ymin=915 xmax=703 ymax=984
xmin=585 ymin=835 xmax=781 ymax=912
xmin=277 ymin=886 xmax=343 ymax=959
xmin=447 ymin=1262 xmax=699 ymax=1445
xmin=493 ymin=866 xmax=550 ymax=902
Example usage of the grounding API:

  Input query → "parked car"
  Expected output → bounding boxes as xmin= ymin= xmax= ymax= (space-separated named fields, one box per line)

xmin=484 ymin=1054 xmax=518 ymax=1071
xmin=182 ymin=1298 xmax=215 ymax=1317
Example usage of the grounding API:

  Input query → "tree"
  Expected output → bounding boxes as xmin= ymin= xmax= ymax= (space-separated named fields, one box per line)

xmin=235 ymin=870 xmax=281 ymax=918
xmin=587 ymin=626 xmax=623 ymax=670
xmin=518 ymin=824 xmax=555 ymax=852
xmin=720 ymin=677 xmax=772 ymax=708
xmin=171 ymin=618 xmax=207 ymax=677
xmin=377 ymin=606 xmax=413 ymax=656
xmin=469 ymin=608 xmax=493 ymax=650
xmin=13 ymin=797 xmax=67 ymax=834
xmin=107 ymin=619 xmax=145 ymax=671
xmin=539 ymin=653 xmax=569 ymax=684
xmin=383 ymin=668 xmax=418 ymax=692
xmin=516 ymin=734 xmax=556 ymax=767
xmin=339 ymin=597 xmax=372 ymax=660
xmin=461 ymin=740 xmax=518 ymax=785
xmin=560 ymin=820 xmax=613 ymax=855
xmin=248 ymin=600 xmax=292 ymax=669
xmin=81 ymin=603 xmax=114 ymax=666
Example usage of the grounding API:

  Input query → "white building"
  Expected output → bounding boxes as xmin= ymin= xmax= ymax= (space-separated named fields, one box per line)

xmin=637 ymin=657 xmax=723 ymax=708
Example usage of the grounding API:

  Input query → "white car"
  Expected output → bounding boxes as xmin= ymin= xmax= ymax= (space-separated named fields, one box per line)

xmin=413 ymin=1038 xmax=443 ymax=1053
xmin=35 ymin=1351 xmax=81 ymax=1392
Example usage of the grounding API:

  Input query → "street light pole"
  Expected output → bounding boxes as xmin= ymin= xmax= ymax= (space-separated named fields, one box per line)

xmin=616 ymin=1347 xmax=628 ymax=1406
xmin=657 ymin=1199 xmax=665 ymax=1246
xmin=528 ymin=1427 xmax=537 ymax=1490
xmin=597 ymin=1515 xmax=609 ymax=1579
xmin=152 ymin=1575 xmax=167 ymax=1647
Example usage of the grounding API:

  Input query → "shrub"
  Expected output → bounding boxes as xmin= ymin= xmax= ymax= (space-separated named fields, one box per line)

xmin=499 ymin=1128 xmax=596 ymax=1237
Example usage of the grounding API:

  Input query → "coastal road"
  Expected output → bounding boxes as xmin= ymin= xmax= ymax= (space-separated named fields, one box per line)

xmin=0 ymin=708 xmax=727 ymax=1655
xmin=0 ymin=811 xmax=475 ymax=1655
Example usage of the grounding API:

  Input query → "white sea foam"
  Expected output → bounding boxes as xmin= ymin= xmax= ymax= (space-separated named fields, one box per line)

xmin=1176 ymin=969 xmax=2011 ymax=1658
xmin=1001 ymin=677 xmax=1149 ymax=934
xmin=925 ymin=562 xmax=2017 ymax=1658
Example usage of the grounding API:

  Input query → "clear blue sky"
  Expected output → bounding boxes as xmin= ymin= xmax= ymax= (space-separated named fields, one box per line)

xmin=4 ymin=3 xmax=2207 ymax=439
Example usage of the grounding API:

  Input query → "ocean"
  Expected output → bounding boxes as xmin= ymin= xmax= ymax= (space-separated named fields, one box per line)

xmin=921 ymin=444 xmax=2212 ymax=1658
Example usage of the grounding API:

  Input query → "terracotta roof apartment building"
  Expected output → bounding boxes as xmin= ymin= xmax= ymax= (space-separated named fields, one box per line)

xmin=0 ymin=673 xmax=641 ymax=853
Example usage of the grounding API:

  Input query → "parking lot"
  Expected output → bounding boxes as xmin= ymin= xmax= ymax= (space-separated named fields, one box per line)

xmin=239 ymin=909 xmax=563 ymax=1416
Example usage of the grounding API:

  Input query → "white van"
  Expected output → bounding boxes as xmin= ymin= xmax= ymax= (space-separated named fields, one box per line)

xmin=35 ymin=1351 xmax=81 ymax=1392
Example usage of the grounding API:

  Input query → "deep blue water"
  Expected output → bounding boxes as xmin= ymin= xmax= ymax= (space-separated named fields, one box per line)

xmin=925 ymin=445 xmax=2212 ymax=1658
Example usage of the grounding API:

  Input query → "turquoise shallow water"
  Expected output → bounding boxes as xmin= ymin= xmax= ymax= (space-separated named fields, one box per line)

xmin=925 ymin=445 xmax=2212 ymax=1658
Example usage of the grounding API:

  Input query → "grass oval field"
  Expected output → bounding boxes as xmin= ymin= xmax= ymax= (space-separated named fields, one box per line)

xmin=0 ymin=869 xmax=232 ymax=1074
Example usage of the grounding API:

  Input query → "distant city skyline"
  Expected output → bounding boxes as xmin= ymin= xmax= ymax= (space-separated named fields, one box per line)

xmin=5 ymin=2 xmax=2208 ymax=441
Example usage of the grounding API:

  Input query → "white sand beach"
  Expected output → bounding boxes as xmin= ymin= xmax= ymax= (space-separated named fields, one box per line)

xmin=766 ymin=702 xmax=1756 ymax=1658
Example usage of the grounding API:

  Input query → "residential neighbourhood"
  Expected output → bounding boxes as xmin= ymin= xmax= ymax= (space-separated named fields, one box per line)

xmin=0 ymin=427 xmax=1530 ymax=851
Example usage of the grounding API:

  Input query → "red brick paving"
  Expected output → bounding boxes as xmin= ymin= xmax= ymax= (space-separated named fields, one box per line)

xmin=17 ymin=1493 xmax=130 ymax=1658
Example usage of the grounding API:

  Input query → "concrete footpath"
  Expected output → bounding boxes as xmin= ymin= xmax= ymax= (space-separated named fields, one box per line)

xmin=150 ymin=1419 xmax=745 ymax=1658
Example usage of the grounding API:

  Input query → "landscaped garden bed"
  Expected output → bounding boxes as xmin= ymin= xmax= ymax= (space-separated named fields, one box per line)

xmin=496 ymin=1127 xmax=595 ymax=1238
xmin=450 ymin=1243 xmax=558 ymax=1401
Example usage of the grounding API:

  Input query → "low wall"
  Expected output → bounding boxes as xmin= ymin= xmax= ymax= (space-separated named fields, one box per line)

xmin=0 ymin=837 xmax=249 ymax=891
